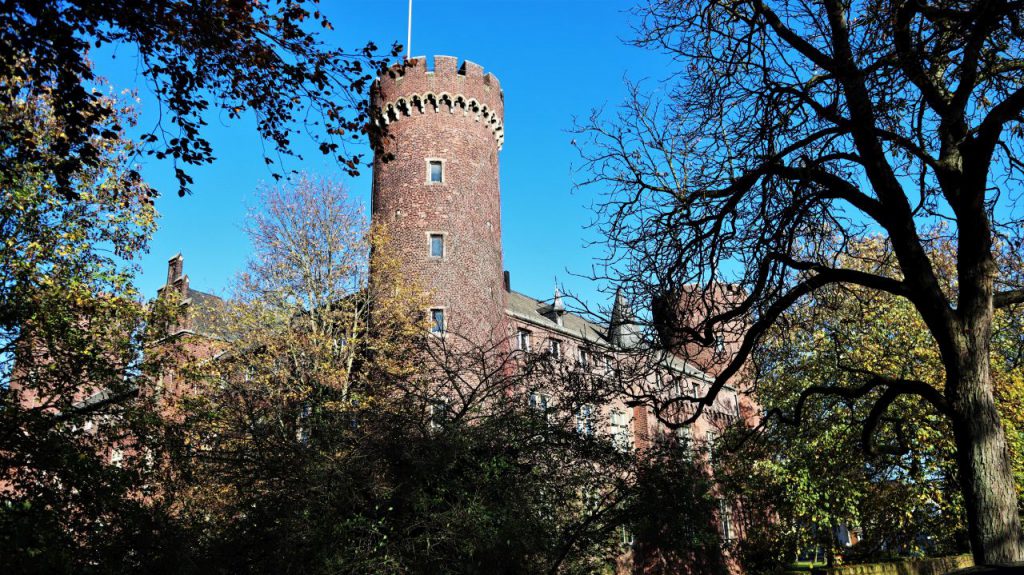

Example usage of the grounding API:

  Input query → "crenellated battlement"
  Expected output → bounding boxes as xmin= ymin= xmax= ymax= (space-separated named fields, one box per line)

xmin=372 ymin=56 xmax=505 ymax=149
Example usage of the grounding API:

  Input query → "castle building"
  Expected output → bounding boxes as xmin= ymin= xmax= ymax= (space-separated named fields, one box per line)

xmin=369 ymin=55 xmax=755 ymax=572
xmin=5 ymin=47 xmax=757 ymax=573
xmin=368 ymin=54 xmax=750 ymax=434
xmin=140 ymin=55 xmax=754 ymax=574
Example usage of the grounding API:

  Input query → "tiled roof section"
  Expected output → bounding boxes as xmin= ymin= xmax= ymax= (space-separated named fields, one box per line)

xmin=505 ymin=290 xmax=713 ymax=382
xmin=506 ymin=290 xmax=611 ymax=346
xmin=184 ymin=287 xmax=230 ymax=339
xmin=71 ymin=385 xmax=139 ymax=411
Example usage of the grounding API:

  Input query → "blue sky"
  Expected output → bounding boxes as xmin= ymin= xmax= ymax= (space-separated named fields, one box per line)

xmin=92 ymin=0 xmax=673 ymax=312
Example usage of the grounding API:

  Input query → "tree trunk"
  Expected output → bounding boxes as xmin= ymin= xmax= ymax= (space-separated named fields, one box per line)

xmin=951 ymin=314 xmax=1023 ymax=565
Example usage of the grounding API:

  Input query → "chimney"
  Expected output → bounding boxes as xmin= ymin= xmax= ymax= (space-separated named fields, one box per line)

xmin=503 ymin=270 xmax=511 ymax=292
xmin=167 ymin=253 xmax=184 ymax=285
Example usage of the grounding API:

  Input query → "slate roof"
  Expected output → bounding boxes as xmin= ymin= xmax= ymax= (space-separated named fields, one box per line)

xmin=182 ymin=287 xmax=231 ymax=339
xmin=505 ymin=290 xmax=713 ymax=382
xmin=505 ymin=290 xmax=613 ymax=347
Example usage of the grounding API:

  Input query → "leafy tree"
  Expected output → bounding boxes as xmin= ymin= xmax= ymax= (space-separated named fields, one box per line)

xmin=716 ymin=237 xmax=1024 ymax=569
xmin=0 ymin=73 xmax=179 ymax=572
xmin=578 ymin=0 xmax=1024 ymax=563
xmin=0 ymin=0 xmax=401 ymax=198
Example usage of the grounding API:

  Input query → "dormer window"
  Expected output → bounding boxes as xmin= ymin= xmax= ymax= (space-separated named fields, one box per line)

xmin=428 ymin=159 xmax=444 ymax=183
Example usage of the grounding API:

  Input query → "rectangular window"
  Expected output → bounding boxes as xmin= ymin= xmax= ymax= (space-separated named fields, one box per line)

xmin=429 ymin=399 xmax=449 ymax=430
xmin=609 ymin=409 xmax=631 ymax=451
xmin=576 ymin=404 xmax=595 ymax=436
xmin=529 ymin=392 xmax=550 ymax=413
xmin=429 ymin=233 xmax=444 ymax=257
xmin=719 ymin=499 xmax=734 ymax=541
xmin=676 ymin=425 xmax=692 ymax=449
xmin=549 ymin=338 xmax=562 ymax=359
xmin=430 ymin=308 xmax=445 ymax=335
xmin=516 ymin=328 xmax=531 ymax=352
xmin=714 ymin=334 xmax=726 ymax=355
xmin=297 ymin=402 xmax=312 ymax=444
xmin=577 ymin=348 xmax=590 ymax=369
xmin=428 ymin=160 xmax=443 ymax=183
xmin=621 ymin=526 xmax=635 ymax=547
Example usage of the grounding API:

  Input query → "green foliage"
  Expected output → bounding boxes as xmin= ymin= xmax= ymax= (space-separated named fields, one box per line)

xmin=717 ymin=238 xmax=1024 ymax=568
xmin=169 ymin=387 xmax=722 ymax=575
xmin=628 ymin=442 xmax=726 ymax=573
xmin=0 ymin=73 xmax=181 ymax=573
xmin=0 ymin=0 xmax=401 ymax=197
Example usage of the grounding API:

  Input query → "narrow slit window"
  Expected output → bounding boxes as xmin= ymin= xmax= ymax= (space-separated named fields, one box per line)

xmin=429 ymin=234 xmax=444 ymax=257
xmin=429 ymin=160 xmax=443 ymax=183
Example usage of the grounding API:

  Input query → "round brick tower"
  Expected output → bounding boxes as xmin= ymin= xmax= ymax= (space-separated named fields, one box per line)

xmin=370 ymin=55 xmax=506 ymax=347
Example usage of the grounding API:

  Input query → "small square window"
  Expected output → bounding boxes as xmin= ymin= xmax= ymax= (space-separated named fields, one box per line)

xmin=430 ymin=308 xmax=445 ymax=335
xmin=429 ymin=160 xmax=443 ymax=183
xmin=429 ymin=233 xmax=444 ymax=257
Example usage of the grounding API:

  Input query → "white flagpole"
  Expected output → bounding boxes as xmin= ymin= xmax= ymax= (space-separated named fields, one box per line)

xmin=406 ymin=0 xmax=413 ymax=61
